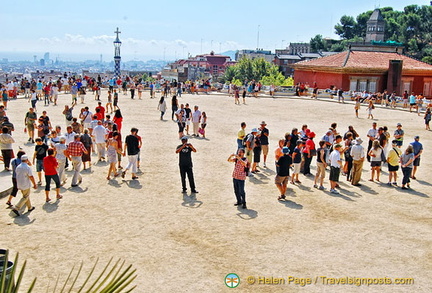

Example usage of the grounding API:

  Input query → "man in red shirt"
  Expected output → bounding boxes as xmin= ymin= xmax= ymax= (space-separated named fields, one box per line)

xmin=43 ymin=148 xmax=63 ymax=202
xmin=65 ymin=134 xmax=88 ymax=187
xmin=95 ymin=102 xmax=105 ymax=121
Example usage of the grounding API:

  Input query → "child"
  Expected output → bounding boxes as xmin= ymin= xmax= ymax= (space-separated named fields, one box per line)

xmin=291 ymin=140 xmax=303 ymax=184
xmin=200 ymin=112 xmax=207 ymax=138
xmin=354 ymin=96 xmax=361 ymax=118
xmin=367 ymin=100 xmax=375 ymax=119
xmin=33 ymin=137 xmax=48 ymax=185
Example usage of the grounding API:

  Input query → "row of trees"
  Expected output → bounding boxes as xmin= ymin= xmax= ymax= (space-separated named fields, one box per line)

xmin=222 ymin=57 xmax=293 ymax=87
xmin=310 ymin=5 xmax=432 ymax=64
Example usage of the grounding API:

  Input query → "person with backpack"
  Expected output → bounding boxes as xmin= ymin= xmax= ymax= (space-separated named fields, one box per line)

xmin=228 ymin=148 xmax=249 ymax=209
xmin=244 ymin=128 xmax=258 ymax=171
xmin=387 ymin=140 xmax=401 ymax=186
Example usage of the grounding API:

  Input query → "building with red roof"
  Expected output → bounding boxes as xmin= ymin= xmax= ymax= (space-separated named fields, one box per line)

xmin=291 ymin=9 xmax=432 ymax=97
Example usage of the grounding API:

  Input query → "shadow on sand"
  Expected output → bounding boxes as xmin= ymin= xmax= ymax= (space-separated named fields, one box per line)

xmin=236 ymin=207 xmax=258 ymax=220
xmin=182 ymin=193 xmax=203 ymax=208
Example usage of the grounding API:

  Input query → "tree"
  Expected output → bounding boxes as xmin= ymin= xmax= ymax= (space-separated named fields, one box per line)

xmin=310 ymin=34 xmax=327 ymax=52
xmin=222 ymin=57 xmax=292 ymax=86
xmin=332 ymin=5 xmax=432 ymax=61
xmin=334 ymin=15 xmax=356 ymax=39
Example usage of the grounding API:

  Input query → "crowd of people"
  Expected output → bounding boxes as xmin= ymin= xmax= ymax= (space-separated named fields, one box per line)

xmin=232 ymin=120 xmax=424 ymax=205
xmin=0 ymin=74 xmax=428 ymax=216
xmin=0 ymin=72 xmax=216 ymax=217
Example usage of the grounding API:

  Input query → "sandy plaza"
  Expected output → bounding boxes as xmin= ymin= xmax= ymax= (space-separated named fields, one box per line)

xmin=0 ymin=90 xmax=431 ymax=292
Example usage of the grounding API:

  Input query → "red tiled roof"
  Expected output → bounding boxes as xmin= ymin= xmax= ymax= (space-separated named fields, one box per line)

xmin=293 ymin=50 xmax=432 ymax=72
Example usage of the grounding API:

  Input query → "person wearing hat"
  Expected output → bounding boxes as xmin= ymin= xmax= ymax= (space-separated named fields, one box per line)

xmin=350 ymin=137 xmax=365 ymax=186
xmin=302 ymin=131 xmax=316 ymax=176
xmin=410 ymin=136 xmax=423 ymax=179
xmin=394 ymin=123 xmax=404 ymax=147
xmin=275 ymin=147 xmax=291 ymax=200
xmin=11 ymin=155 xmax=37 ymax=217
xmin=176 ymin=136 xmax=198 ymax=193
xmin=244 ymin=128 xmax=258 ymax=170
xmin=387 ymin=140 xmax=402 ymax=186
xmin=259 ymin=121 xmax=269 ymax=168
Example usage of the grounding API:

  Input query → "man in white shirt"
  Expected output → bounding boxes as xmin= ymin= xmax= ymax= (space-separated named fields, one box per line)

xmin=92 ymin=121 xmax=108 ymax=161
xmin=64 ymin=126 xmax=76 ymax=146
xmin=12 ymin=155 xmax=37 ymax=216
xmin=54 ymin=137 xmax=68 ymax=185
xmin=329 ymin=144 xmax=342 ymax=194
xmin=191 ymin=105 xmax=202 ymax=137
xmin=350 ymin=138 xmax=365 ymax=186
xmin=81 ymin=107 xmax=93 ymax=130
xmin=366 ymin=122 xmax=377 ymax=162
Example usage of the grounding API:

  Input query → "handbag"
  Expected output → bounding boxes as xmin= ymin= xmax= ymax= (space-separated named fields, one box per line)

xmin=198 ymin=128 xmax=205 ymax=135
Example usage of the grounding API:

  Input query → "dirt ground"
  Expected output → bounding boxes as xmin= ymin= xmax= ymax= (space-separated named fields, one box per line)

xmin=1 ymin=90 xmax=431 ymax=292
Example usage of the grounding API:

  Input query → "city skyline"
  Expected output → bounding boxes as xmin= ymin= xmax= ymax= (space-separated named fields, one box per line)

xmin=1 ymin=0 xmax=429 ymax=62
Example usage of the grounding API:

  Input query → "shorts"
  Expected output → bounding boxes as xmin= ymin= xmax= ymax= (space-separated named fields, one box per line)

xmin=36 ymin=159 xmax=44 ymax=172
xmin=413 ymin=157 xmax=420 ymax=167
xmin=83 ymin=122 xmax=91 ymax=130
xmin=186 ymin=119 xmax=191 ymax=126
xmin=275 ymin=175 xmax=288 ymax=185
xmin=246 ymin=149 xmax=253 ymax=163
xmin=253 ymin=147 xmax=261 ymax=163
xmin=329 ymin=166 xmax=340 ymax=182
xmin=27 ymin=124 xmax=35 ymax=131
xmin=371 ymin=161 xmax=381 ymax=167
xmin=316 ymin=162 xmax=326 ymax=178
xmin=177 ymin=122 xmax=185 ymax=133
xmin=388 ymin=164 xmax=399 ymax=172
xmin=261 ymin=145 xmax=269 ymax=156
xmin=292 ymin=163 xmax=301 ymax=174
xmin=410 ymin=103 xmax=416 ymax=106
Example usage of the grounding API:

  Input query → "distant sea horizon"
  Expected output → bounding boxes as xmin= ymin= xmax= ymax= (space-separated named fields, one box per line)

xmin=0 ymin=51 xmax=167 ymax=62
xmin=0 ymin=50 xmax=238 ymax=62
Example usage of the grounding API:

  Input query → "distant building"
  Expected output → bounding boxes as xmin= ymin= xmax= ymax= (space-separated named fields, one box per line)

xmin=162 ymin=51 xmax=235 ymax=82
xmin=274 ymin=48 xmax=337 ymax=77
xmin=235 ymin=49 xmax=274 ymax=63
xmin=44 ymin=52 xmax=50 ymax=64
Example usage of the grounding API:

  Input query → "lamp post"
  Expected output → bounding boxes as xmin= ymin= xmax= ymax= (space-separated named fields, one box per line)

xmin=113 ymin=27 xmax=122 ymax=78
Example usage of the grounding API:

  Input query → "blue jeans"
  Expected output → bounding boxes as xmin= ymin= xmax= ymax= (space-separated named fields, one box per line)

xmin=237 ymin=139 xmax=244 ymax=150
xmin=233 ymin=178 xmax=246 ymax=205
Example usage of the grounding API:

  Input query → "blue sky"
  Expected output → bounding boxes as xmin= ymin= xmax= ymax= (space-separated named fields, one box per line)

xmin=0 ymin=0 xmax=429 ymax=61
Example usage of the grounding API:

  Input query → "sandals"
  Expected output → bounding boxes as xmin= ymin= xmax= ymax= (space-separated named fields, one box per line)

xmin=56 ymin=195 xmax=63 ymax=200
xmin=6 ymin=201 xmax=12 ymax=207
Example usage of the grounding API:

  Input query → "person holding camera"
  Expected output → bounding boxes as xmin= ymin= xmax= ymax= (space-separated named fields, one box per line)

xmin=227 ymin=148 xmax=249 ymax=209
xmin=176 ymin=136 xmax=198 ymax=193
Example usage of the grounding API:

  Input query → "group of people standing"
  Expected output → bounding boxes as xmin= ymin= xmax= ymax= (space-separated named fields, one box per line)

xmin=229 ymin=120 xmax=424 ymax=207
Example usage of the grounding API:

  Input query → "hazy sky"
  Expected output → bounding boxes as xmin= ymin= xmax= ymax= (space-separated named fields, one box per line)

xmin=1 ymin=0 xmax=429 ymax=61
